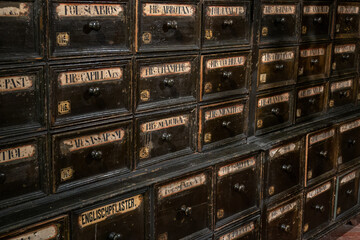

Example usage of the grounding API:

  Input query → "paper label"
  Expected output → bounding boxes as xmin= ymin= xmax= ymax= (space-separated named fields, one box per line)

xmin=298 ymin=86 xmax=324 ymax=98
xmin=205 ymin=104 xmax=244 ymax=121
xmin=141 ymin=115 xmax=188 ymax=133
xmin=307 ymin=182 xmax=331 ymax=199
xmin=206 ymin=56 xmax=245 ymax=69
xmin=268 ymin=201 xmax=297 ymax=222
xmin=0 ymin=144 xmax=36 ymax=164
xmin=143 ymin=4 xmax=195 ymax=16
xmin=269 ymin=142 xmax=298 ymax=159
xmin=206 ymin=6 xmax=245 ymax=16
xmin=9 ymin=225 xmax=58 ymax=240
xmin=331 ymin=79 xmax=352 ymax=92
xmin=340 ymin=119 xmax=360 ymax=133
xmin=140 ymin=62 xmax=191 ymax=78
xmin=261 ymin=51 xmax=294 ymax=63
xmin=263 ymin=5 xmax=296 ymax=15
xmin=341 ymin=171 xmax=356 ymax=185
xmin=58 ymin=68 xmax=122 ymax=86
xmin=218 ymin=222 xmax=255 ymax=240
xmin=56 ymin=4 xmax=124 ymax=17
xmin=257 ymin=93 xmax=289 ymax=107
xmin=334 ymin=44 xmax=356 ymax=54
xmin=300 ymin=48 xmax=325 ymax=57
xmin=338 ymin=6 xmax=359 ymax=14
xmin=303 ymin=6 xmax=329 ymax=14
xmin=0 ymin=3 xmax=29 ymax=17
xmin=0 ymin=75 xmax=33 ymax=92
xmin=218 ymin=157 xmax=256 ymax=177
xmin=309 ymin=129 xmax=334 ymax=145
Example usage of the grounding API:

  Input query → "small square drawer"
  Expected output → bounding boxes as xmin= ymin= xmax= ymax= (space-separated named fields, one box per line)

xmin=301 ymin=3 xmax=332 ymax=41
xmin=298 ymin=43 xmax=331 ymax=82
xmin=202 ymin=2 xmax=251 ymax=48
xmin=215 ymin=155 xmax=260 ymax=227
xmin=135 ymin=55 xmax=198 ymax=111
xmin=255 ymin=89 xmax=294 ymax=135
xmin=0 ymin=66 xmax=45 ymax=137
xmin=328 ymin=77 xmax=356 ymax=110
xmin=201 ymin=52 xmax=249 ymax=101
xmin=52 ymin=121 xmax=132 ymax=192
xmin=199 ymin=99 xmax=248 ymax=152
xmin=338 ymin=118 xmax=360 ymax=168
xmin=0 ymin=1 xmax=43 ymax=62
xmin=154 ymin=170 xmax=212 ymax=240
xmin=335 ymin=169 xmax=360 ymax=218
xmin=135 ymin=108 xmax=195 ymax=167
xmin=257 ymin=47 xmax=297 ymax=91
xmin=335 ymin=3 xmax=360 ymax=39
xmin=72 ymin=191 xmax=148 ymax=239
xmin=214 ymin=215 xmax=260 ymax=240
xmin=263 ymin=196 xmax=302 ymax=240
xmin=259 ymin=3 xmax=299 ymax=44
xmin=0 ymin=134 xmax=46 ymax=208
xmin=265 ymin=138 xmax=304 ymax=199
xmin=137 ymin=1 xmax=200 ymax=52
xmin=295 ymin=82 xmax=327 ymax=122
xmin=303 ymin=179 xmax=334 ymax=236
xmin=331 ymin=42 xmax=358 ymax=75
xmin=305 ymin=128 xmax=336 ymax=185
xmin=50 ymin=60 xmax=131 ymax=128
xmin=49 ymin=1 xmax=131 ymax=58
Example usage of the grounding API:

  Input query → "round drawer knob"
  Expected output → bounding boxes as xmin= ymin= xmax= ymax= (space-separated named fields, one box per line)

xmin=162 ymin=133 xmax=172 ymax=141
xmin=275 ymin=17 xmax=286 ymax=24
xmin=310 ymin=58 xmax=319 ymax=65
xmin=345 ymin=17 xmax=354 ymax=23
xmin=271 ymin=108 xmax=280 ymax=115
xmin=346 ymin=189 xmax=353 ymax=195
xmin=315 ymin=205 xmax=325 ymax=213
xmin=0 ymin=173 xmax=6 ymax=184
xmin=342 ymin=54 xmax=350 ymax=60
xmin=223 ymin=19 xmax=234 ymax=26
xmin=339 ymin=91 xmax=348 ymax=97
xmin=166 ymin=20 xmax=178 ymax=29
xmin=108 ymin=232 xmax=122 ymax=240
xmin=348 ymin=139 xmax=356 ymax=145
xmin=222 ymin=121 xmax=231 ymax=128
xmin=222 ymin=71 xmax=232 ymax=79
xmin=319 ymin=151 xmax=328 ymax=157
xmin=234 ymin=183 xmax=245 ymax=192
xmin=308 ymin=98 xmax=316 ymax=104
xmin=282 ymin=164 xmax=293 ymax=173
xmin=181 ymin=205 xmax=192 ymax=216
xmin=91 ymin=150 xmax=103 ymax=160
xmin=88 ymin=87 xmax=100 ymax=96
xmin=313 ymin=17 xmax=322 ymax=24
xmin=88 ymin=21 xmax=101 ymax=31
xmin=163 ymin=78 xmax=175 ymax=87
xmin=275 ymin=64 xmax=284 ymax=71
xmin=281 ymin=224 xmax=291 ymax=232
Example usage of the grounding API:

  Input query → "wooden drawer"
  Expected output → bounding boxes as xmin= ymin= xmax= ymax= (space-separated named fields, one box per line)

xmin=301 ymin=3 xmax=332 ymax=41
xmin=154 ymin=170 xmax=212 ymax=240
xmin=52 ymin=121 xmax=132 ymax=192
xmin=257 ymin=47 xmax=297 ymax=91
xmin=199 ymin=99 xmax=248 ymax=152
xmin=337 ymin=118 xmax=360 ymax=168
xmin=335 ymin=3 xmax=360 ymax=39
xmin=137 ymin=1 xmax=200 ymax=52
xmin=214 ymin=215 xmax=260 ymax=240
xmin=49 ymin=1 xmax=131 ymax=58
xmin=50 ymin=60 xmax=131 ymax=127
xmin=72 ymin=191 xmax=148 ymax=239
xmin=135 ymin=55 xmax=198 ymax=111
xmin=215 ymin=155 xmax=260 ymax=227
xmin=202 ymin=2 xmax=251 ymax=48
xmin=328 ymin=77 xmax=356 ymax=109
xmin=331 ymin=42 xmax=358 ymax=75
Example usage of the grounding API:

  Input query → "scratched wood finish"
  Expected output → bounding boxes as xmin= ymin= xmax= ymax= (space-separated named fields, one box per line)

xmin=328 ymin=76 xmax=356 ymax=110
xmin=335 ymin=169 xmax=359 ymax=218
xmin=335 ymin=2 xmax=360 ymax=39
xmin=331 ymin=41 xmax=358 ymax=75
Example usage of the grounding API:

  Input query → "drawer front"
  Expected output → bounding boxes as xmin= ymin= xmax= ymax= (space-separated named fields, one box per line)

xmin=49 ymin=2 xmax=131 ymax=58
xmin=329 ymin=78 xmax=356 ymax=109
xmin=332 ymin=43 xmax=358 ymax=74
xmin=335 ymin=3 xmax=360 ymax=38
xmin=135 ymin=56 xmax=198 ymax=111
xmin=202 ymin=3 xmax=251 ymax=48
xmin=199 ymin=99 xmax=248 ymax=151
xmin=0 ymin=67 xmax=45 ymax=136
xmin=336 ymin=170 xmax=359 ymax=217
xmin=265 ymin=197 xmax=302 ymax=240
xmin=215 ymin=156 xmax=259 ymax=225
xmin=306 ymin=129 xmax=336 ymax=183
xmin=258 ymin=47 xmax=297 ymax=91
xmin=260 ymin=4 xmax=299 ymax=44
xmin=255 ymin=91 xmax=293 ymax=135
xmin=296 ymin=83 xmax=327 ymax=121
xmin=0 ymin=215 xmax=69 ymax=239
xmin=137 ymin=2 xmax=200 ymax=52
xmin=0 ymin=1 xmax=42 ymax=61
xmin=50 ymin=61 xmax=131 ymax=127
xmin=155 ymin=170 xmax=212 ymax=240
xmin=0 ymin=136 xmax=45 ymax=204
xmin=265 ymin=140 xmax=302 ymax=199
xmin=298 ymin=44 xmax=330 ymax=80
xmin=338 ymin=118 xmax=360 ymax=166
xmin=201 ymin=53 xmax=249 ymax=101
xmin=301 ymin=3 xmax=332 ymax=40
xmin=136 ymin=110 xmax=194 ymax=166
xmin=72 ymin=193 xmax=146 ymax=239
xmin=215 ymin=218 xmax=259 ymax=240
xmin=303 ymin=181 xmax=334 ymax=235
xmin=52 ymin=121 xmax=132 ymax=192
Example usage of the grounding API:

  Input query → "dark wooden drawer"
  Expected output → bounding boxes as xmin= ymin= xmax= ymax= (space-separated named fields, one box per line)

xmin=215 ymin=155 xmax=260 ymax=227
xmin=52 ymin=121 xmax=132 ymax=192
xmin=337 ymin=118 xmax=360 ymax=168
xmin=72 ymin=191 xmax=147 ymax=240
xmin=0 ymin=1 xmax=43 ymax=62
xmin=335 ymin=169 xmax=359 ymax=218
xmin=257 ymin=47 xmax=297 ymax=91
xmin=199 ymin=99 xmax=248 ymax=151
xmin=155 ymin=170 xmax=212 ymax=240
xmin=0 ymin=66 xmax=45 ymax=137
xmin=137 ymin=1 xmax=200 ymax=52
xmin=301 ymin=3 xmax=332 ymax=41
xmin=135 ymin=56 xmax=198 ymax=111
xmin=303 ymin=179 xmax=334 ymax=236
xmin=335 ymin=3 xmax=360 ymax=39
xmin=305 ymin=128 xmax=336 ymax=185
xmin=50 ymin=60 xmax=131 ymax=127
xmin=331 ymin=42 xmax=358 ymax=75
xmin=0 ymin=215 xmax=69 ymax=239
xmin=265 ymin=138 xmax=303 ymax=199
xmin=264 ymin=196 xmax=302 ymax=240
xmin=214 ymin=215 xmax=260 ymax=240
xmin=259 ymin=3 xmax=299 ymax=44
xmin=255 ymin=89 xmax=294 ymax=135
xmin=135 ymin=108 xmax=195 ymax=167
xmin=202 ymin=2 xmax=251 ymax=48
xmin=328 ymin=77 xmax=356 ymax=109
xmin=201 ymin=52 xmax=249 ymax=101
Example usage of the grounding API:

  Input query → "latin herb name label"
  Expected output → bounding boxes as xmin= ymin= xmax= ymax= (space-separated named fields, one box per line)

xmin=261 ymin=51 xmax=294 ymax=63
xmin=263 ymin=5 xmax=295 ymax=15
xmin=143 ymin=4 xmax=195 ymax=16
xmin=258 ymin=93 xmax=289 ymax=107
xmin=56 ymin=4 xmax=124 ymax=17
xmin=206 ymin=56 xmax=245 ymax=69
xmin=309 ymin=129 xmax=334 ymax=145
xmin=307 ymin=182 xmax=331 ymax=199
xmin=140 ymin=62 xmax=191 ymax=78
xmin=218 ymin=157 xmax=256 ymax=177
xmin=0 ymin=75 xmax=33 ymax=92
xmin=0 ymin=144 xmax=36 ymax=164
xmin=59 ymin=68 xmax=122 ymax=86
xmin=141 ymin=115 xmax=188 ymax=133
xmin=207 ymin=6 xmax=245 ymax=17
xmin=298 ymin=86 xmax=324 ymax=98
xmin=205 ymin=104 xmax=244 ymax=121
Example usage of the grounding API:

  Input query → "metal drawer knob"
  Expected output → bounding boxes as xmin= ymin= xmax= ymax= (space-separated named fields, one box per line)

xmin=319 ymin=151 xmax=328 ymax=157
xmin=162 ymin=133 xmax=172 ymax=141
xmin=88 ymin=21 xmax=101 ymax=31
xmin=339 ymin=91 xmax=348 ymax=97
xmin=313 ymin=17 xmax=322 ymax=24
xmin=223 ymin=19 xmax=234 ymax=26
xmin=348 ymin=139 xmax=356 ymax=145
xmin=166 ymin=20 xmax=178 ymax=29
xmin=275 ymin=64 xmax=284 ymax=71
xmin=108 ymin=232 xmax=122 ymax=240
xmin=281 ymin=224 xmax=291 ymax=232
xmin=222 ymin=121 xmax=231 ymax=128
xmin=347 ymin=189 xmax=353 ymax=195
xmin=342 ymin=54 xmax=350 ymax=60
xmin=271 ymin=108 xmax=280 ymax=115
xmin=308 ymin=98 xmax=316 ymax=104
xmin=0 ymin=173 xmax=6 ymax=184
xmin=282 ymin=164 xmax=293 ymax=173
xmin=275 ymin=17 xmax=286 ymax=24
xmin=345 ymin=17 xmax=354 ymax=23
xmin=222 ymin=71 xmax=232 ymax=79
xmin=234 ymin=183 xmax=245 ymax=192
xmin=180 ymin=205 xmax=192 ymax=216
xmin=91 ymin=150 xmax=103 ymax=160
xmin=88 ymin=87 xmax=100 ymax=96
xmin=315 ymin=205 xmax=325 ymax=213
xmin=310 ymin=58 xmax=319 ymax=65
xmin=163 ymin=78 xmax=175 ymax=87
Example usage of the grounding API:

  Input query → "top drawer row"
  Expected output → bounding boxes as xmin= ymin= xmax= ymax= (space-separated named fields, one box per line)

xmin=1 ymin=1 xmax=360 ymax=62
